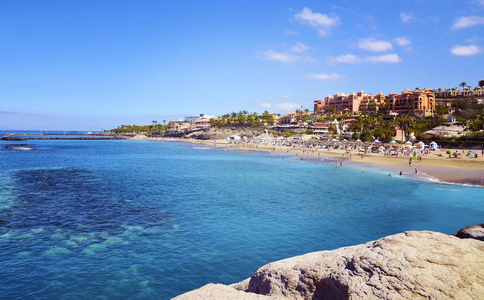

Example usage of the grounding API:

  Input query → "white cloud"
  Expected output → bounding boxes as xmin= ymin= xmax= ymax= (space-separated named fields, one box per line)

xmin=258 ymin=42 xmax=315 ymax=64
xmin=257 ymin=101 xmax=302 ymax=112
xmin=329 ymin=53 xmax=402 ymax=64
xmin=365 ymin=54 xmax=402 ymax=63
xmin=277 ymin=102 xmax=302 ymax=112
xmin=466 ymin=36 xmax=482 ymax=43
xmin=400 ymin=12 xmax=413 ymax=23
xmin=453 ymin=16 xmax=484 ymax=29
xmin=450 ymin=45 xmax=483 ymax=56
xmin=393 ymin=36 xmax=411 ymax=47
xmin=357 ymin=38 xmax=393 ymax=52
xmin=306 ymin=73 xmax=346 ymax=81
xmin=331 ymin=54 xmax=360 ymax=64
xmin=285 ymin=30 xmax=298 ymax=36
xmin=262 ymin=50 xmax=300 ymax=63
xmin=294 ymin=7 xmax=340 ymax=37
xmin=290 ymin=42 xmax=310 ymax=53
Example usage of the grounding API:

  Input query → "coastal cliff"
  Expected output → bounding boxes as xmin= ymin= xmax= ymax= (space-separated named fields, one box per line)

xmin=174 ymin=225 xmax=484 ymax=299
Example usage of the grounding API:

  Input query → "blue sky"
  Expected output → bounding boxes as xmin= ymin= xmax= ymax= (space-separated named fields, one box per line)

xmin=1 ymin=0 xmax=484 ymax=130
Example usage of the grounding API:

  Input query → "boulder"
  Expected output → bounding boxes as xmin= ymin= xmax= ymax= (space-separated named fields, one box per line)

xmin=454 ymin=223 xmax=484 ymax=241
xmin=174 ymin=230 xmax=484 ymax=299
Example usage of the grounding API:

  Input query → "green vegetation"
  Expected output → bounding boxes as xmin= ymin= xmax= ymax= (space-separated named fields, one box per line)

xmin=111 ymin=121 xmax=170 ymax=136
xmin=209 ymin=110 xmax=277 ymax=127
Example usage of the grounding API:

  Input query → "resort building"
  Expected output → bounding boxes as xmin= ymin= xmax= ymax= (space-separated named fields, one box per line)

xmin=280 ymin=113 xmax=298 ymax=125
xmin=359 ymin=92 xmax=386 ymax=112
xmin=323 ymin=91 xmax=362 ymax=114
xmin=193 ymin=119 xmax=211 ymax=129
xmin=184 ymin=113 xmax=214 ymax=123
xmin=315 ymin=89 xmax=435 ymax=117
xmin=434 ymin=80 xmax=484 ymax=99
xmin=168 ymin=120 xmax=191 ymax=131
xmin=388 ymin=88 xmax=435 ymax=117
xmin=313 ymin=99 xmax=325 ymax=112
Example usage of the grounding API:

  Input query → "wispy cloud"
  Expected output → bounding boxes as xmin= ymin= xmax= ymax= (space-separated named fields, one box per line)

xmin=277 ymin=94 xmax=293 ymax=99
xmin=294 ymin=7 xmax=340 ymax=37
xmin=453 ymin=16 xmax=484 ymax=29
xmin=366 ymin=54 xmax=402 ymax=63
xmin=305 ymin=73 xmax=346 ymax=81
xmin=331 ymin=54 xmax=360 ymax=64
xmin=357 ymin=38 xmax=393 ymax=52
xmin=257 ymin=42 xmax=315 ymax=64
xmin=400 ymin=12 xmax=413 ymax=23
xmin=290 ymin=42 xmax=310 ymax=53
xmin=257 ymin=101 xmax=302 ymax=112
xmin=466 ymin=36 xmax=482 ymax=43
xmin=329 ymin=53 xmax=402 ymax=64
xmin=285 ymin=30 xmax=298 ymax=36
xmin=450 ymin=45 xmax=483 ymax=56
xmin=393 ymin=36 xmax=411 ymax=47
xmin=393 ymin=36 xmax=412 ymax=50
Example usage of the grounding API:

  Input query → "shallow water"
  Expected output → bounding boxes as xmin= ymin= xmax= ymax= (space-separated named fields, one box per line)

xmin=0 ymin=140 xmax=482 ymax=299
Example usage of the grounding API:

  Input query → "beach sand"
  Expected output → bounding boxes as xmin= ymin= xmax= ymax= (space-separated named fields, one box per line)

xmin=144 ymin=137 xmax=484 ymax=186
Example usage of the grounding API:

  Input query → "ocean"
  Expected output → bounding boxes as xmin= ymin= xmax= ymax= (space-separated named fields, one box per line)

xmin=0 ymin=139 xmax=483 ymax=299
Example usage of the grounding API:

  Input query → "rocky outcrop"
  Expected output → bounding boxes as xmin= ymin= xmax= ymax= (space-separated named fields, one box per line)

xmin=454 ymin=223 xmax=484 ymax=241
xmin=187 ymin=127 xmax=263 ymax=140
xmin=174 ymin=229 xmax=484 ymax=300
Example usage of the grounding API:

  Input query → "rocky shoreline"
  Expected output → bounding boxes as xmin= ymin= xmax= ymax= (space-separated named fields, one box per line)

xmin=174 ymin=224 xmax=484 ymax=299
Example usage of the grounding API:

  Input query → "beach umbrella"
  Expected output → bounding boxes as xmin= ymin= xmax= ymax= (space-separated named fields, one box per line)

xmin=331 ymin=139 xmax=338 ymax=142
xmin=390 ymin=140 xmax=397 ymax=145
xmin=355 ymin=139 xmax=362 ymax=143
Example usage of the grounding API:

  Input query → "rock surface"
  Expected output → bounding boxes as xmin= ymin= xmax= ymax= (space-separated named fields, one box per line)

xmin=173 ymin=230 xmax=484 ymax=299
xmin=454 ymin=223 xmax=484 ymax=241
xmin=187 ymin=127 xmax=263 ymax=140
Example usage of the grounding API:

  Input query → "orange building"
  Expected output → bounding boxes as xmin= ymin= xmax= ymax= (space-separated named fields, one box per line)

xmin=388 ymin=89 xmax=435 ymax=117
xmin=315 ymin=89 xmax=435 ymax=117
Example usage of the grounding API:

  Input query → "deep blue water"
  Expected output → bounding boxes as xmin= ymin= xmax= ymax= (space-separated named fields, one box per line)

xmin=0 ymin=139 xmax=482 ymax=299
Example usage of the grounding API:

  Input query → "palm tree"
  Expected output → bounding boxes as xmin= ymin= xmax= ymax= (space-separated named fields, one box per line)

xmin=460 ymin=82 xmax=467 ymax=97
xmin=395 ymin=115 xmax=413 ymax=141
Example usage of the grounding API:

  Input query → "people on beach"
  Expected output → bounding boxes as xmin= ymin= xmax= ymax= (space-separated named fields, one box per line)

xmin=415 ymin=168 xmax=418 ymax=174
xmin=399 ymin=171 xmax=403 ymax=176
xmin=388 ymin=174 xmax=392 ymax=177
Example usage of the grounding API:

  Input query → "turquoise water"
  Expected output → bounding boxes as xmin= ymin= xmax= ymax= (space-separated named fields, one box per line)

xmin=0 ymin=140 xmax=482 ymax=299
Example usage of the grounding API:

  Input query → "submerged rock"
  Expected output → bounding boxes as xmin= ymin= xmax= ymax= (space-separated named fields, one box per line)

xmin=174 ymin=228 xmax=484 ymax=299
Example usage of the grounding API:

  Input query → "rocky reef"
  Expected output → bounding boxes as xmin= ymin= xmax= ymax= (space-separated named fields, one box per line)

xmin=174 ymin=226 xmax=484 ymax=299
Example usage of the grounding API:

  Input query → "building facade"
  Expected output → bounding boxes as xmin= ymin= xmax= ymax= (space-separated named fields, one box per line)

xmin=315 ymin=89 xmax=435 ymax=117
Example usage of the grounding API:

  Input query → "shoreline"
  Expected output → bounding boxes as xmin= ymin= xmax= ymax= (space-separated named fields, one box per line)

xmin=138 ymin=136 xmax=484 ymax=187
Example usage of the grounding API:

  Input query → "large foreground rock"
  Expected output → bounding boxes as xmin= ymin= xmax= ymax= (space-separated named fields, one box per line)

xmin=174 ymin=230 xmax=484 ymax=299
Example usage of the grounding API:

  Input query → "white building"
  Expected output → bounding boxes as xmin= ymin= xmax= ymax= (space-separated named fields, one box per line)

xmin=185 ymin=113 xmax=215 ymax=123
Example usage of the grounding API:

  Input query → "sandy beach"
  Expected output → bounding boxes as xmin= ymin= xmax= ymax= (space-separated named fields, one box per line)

xmin=139 ymin=136 xmax=484 ymax=186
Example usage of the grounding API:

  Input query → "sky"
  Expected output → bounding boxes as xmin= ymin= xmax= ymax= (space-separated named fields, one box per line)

xmin=1 ymin=0 xmax=484 ymax=131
